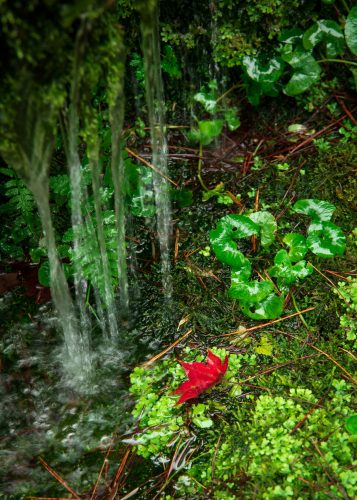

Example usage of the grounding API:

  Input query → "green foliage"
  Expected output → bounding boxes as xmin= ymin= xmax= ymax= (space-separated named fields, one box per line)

xmin=240 ymin=11 xmax=357 ymax=103
xmin=334 ymin=277 xmax=357 ymax=348
xmin=210 ymin=200 xmax=346 ymax=320
xmin=188 ymin=80 xmax=240 ymax=204
xmin=303 ymin=20 xmax=345 ymax=57
xmin=0 ymin=166 xmax=40 ymax=259
xmin=345 ymin=7 xmax=357 ymax=56
xmin=129 ymin=348 xmax=356 ymax=498
xmin=161 ymin=45 xmax=182 ymax=78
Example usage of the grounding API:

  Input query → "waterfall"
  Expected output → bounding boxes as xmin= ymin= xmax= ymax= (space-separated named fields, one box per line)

xmin=0 ymin=1 xmax=173 ymax=386
xmin=138 ymin=0 xmax=173 ymax=298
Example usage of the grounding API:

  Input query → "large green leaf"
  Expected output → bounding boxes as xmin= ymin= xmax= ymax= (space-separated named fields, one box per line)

xmin=283 ymin=48 xmax=321 ymax=96
xmin=248 ymin=211 xmax=277 ymax=247
xmin=242 ymin=56 xmax=285 ymax=84
xmin=283 ymin=233 xmax=308 ymax=262
xmin=307 ymin=221 xmax=346 ymax=258
xmin=292 ymin=199 xmax=336 ymax=221
xmin=269 ymin=250 xmax=313 ymax=287
xmin=279 ymin=29 xmax=304 ymax=45
xmin=345 ymin=7 xmax=357 ymax=56
xmin=194 ymin=92 xmax=217 ymax=113
xmin=210 ymin=215 xmax=258 ymax=268
xmin=246 ymin=81 xmax=263 ymax=106
xmin=189 ymin=120 xmax=224 ymax=146
xmin=303 ymin=20 xmax=345 ymax=58
xmin=229 ymin=279 xmax=274 ymax=303
xmin=38 ymin=260 xmax=51 ymax=287
xmin=230 ymin=265 xmax=252 ymax=285
xmin=224 ymin=108 xmax=241 ymax=131
xmin=240 ymin=293 xmax=285 ymax=320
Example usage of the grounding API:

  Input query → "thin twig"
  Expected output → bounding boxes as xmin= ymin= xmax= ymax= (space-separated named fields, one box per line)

xmin=311 ymin=440 xmax=349 ymax=500
xmin=90 ymin=447 xmax=111 ymax=500
xmin=239 ymin=354 xmax=320 ymax=384
xmin=223 ymin=307 xmax=315 ymax=338
xmin=290 ymin=395 xmax=326 ymax=435
xmin=38 ymin=458 xmax=81 ymax=500
xmin=141 ymin=329 xmax=193 ymax=367
xmin=211 ymin=434 xmax=222 ymax=481
xmin=125 ymin=147 xmax=178 ymax=187
xmin=107 ymin=448 xmax=131 ymax=500
xmin=308 ymin=345 xmax=356 ymax=385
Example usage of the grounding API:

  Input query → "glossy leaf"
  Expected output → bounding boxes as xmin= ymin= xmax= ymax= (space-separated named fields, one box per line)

xmin=283 ymin=48 xmax=321 ymax=96
xmin=292 ymin=199 xmax=336 ymax=221
xmin=242 ymin=56 xmax=285 ymax=84
xmin=190 ymin=119 xmax=224 ymax=146
xmin=345 ymin=7 xmax=357 ymax=56
xmin=240 ymin=293 xmax=285 ymax=320
xmin=173 ymin=350 xmax=229 ymax=404
xmin=38 ymin=260 xmax=50 ymax=287
xmin=229 ymin=279 xmax=274 ymax=303
xmin=230 ymin=265 xmax=253 ymax=286
xmin=283 ymin=233 xmax=308 ymax=262
xmin=248 ymin=211 xmax=277 ymax=247
xmin=279 ymin=28 xmax=304 ymax=45
xmin=269 ymin=250 xmax=313 ymax=286
xmin=307 ymin=221 xmax=346 ymax=258
xmin=246 ymin=80 xmax=263 ymax=106
xmin=210 ymin=215 xmax=258 ymax=267
xmin=224 ymin=108 xmax=241 ymax=131
xmin=194 ymin=92 xmax=217 ymax=113
xmin=303 ymin=20 xmax=345 ymax=58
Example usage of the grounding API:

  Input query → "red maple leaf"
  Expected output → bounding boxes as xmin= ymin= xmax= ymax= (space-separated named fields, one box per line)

xmin=173 ymin=350 xmax=229 ymax=404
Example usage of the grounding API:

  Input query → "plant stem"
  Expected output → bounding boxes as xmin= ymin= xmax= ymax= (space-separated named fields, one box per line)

xmin=291 ymin=293 xmax=310 ymax=331
xmin=197 ymin=141 xmax=209 ymax=191
xmin=317 ymin=59 xmax=357 ymax=68
xmin=216 ymin=83 xmax=243 ymax=104
xmin=340 ymin=0 xmax=350 ymax=15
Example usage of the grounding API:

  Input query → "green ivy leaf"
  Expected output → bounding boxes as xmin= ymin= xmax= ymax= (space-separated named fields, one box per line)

xmin=210 ymin=215 xmax=258 ymax=268
xmin=190 ymin=120 xmax=224 ymax=146
xmin=229 ymin=279 xmax=274 ymax=303
xmin=38 ymin=260 xmax=50 ymax=287
xmin=224 ymin=108 xmax=241 ymax=131
xmin=345 ymin=7 xmax=357 ymax=56
xmin=283 ymin=233 xmax=308 ymax=262
xmin=240 ymin=293 xmax=284 ymax=320
xmin=283 ymin=48 xmax=321 ymax=96
xmin=242 ymin=56 xmax=285 ymax=85
xmin=345 ymin=414 xmax=357 ymax=435
xmin=292 ymin=199 xmax=336 ymax=221
xmin=269 ymin=250 xmax=313 ymax=286
xmin=248 ymin=211 xmax=277 ymax=247
xmin=230 ymin=265 xmax=252 ymax=286
xmin=303 ymin=20 xmax=345 ymax=58
xmin=246 ymin=81 xmax=263 ymax=106
xmin=193 ymin=92 xmax=217 ymax=113
xmin=307 ymin=221 xmax=346 ymax=258
xmin=279 ymin=29 xmax=304 ymax=45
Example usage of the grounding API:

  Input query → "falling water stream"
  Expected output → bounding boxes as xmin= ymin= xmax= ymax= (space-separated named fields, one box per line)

xmin=139 ymin=1 xmax=173 ymax=297
xmin=0 ymin=0 xmax=176 ymax=494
